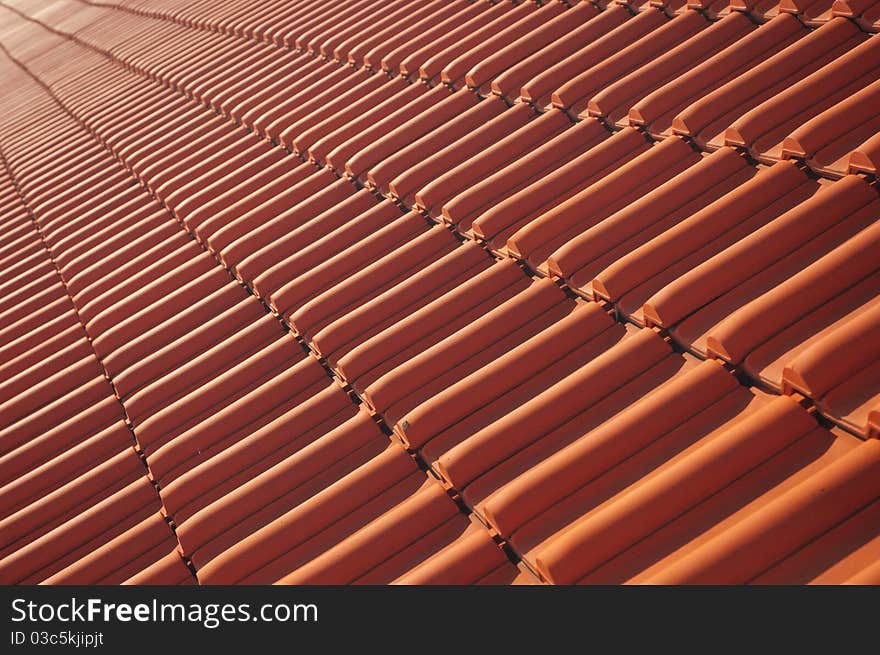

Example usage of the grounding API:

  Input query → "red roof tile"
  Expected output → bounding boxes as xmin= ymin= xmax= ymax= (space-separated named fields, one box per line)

xmin=833 ymin=0 xmax=880 ymax=31
xmin=644 ymin=175 xmax=877 ymax=355
xmin=0 ymin=0 xmax=876 ymax=586
xmin=591 ymin=159 xmax=821 ymax=323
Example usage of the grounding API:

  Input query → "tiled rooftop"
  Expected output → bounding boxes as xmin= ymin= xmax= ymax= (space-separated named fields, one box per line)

xmin=0 ymin=0 xmax=878 ymax=585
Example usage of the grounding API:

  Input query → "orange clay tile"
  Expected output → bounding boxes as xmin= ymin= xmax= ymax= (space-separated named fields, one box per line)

xmin=547 ymin=146 xmax=757 ymax=296
xmin=552 ymin=10 xmax=709 ymax=118
xmin=419 ymin=107 xmax=571 ymax=221
xmin=705 ymin=223 xmax=879 ymax=424
xmin=725 ymin=33 xmax=880 ymax=163
xmin=0 ymin=0 xmax=876 ymax=588
xmin=591 ymin=160 xmax=821 ymax=324
xmin=491 ymin=1 xmax=603 ymax=103
xmin=506 ymin=135 xmax=701 ymax=272
xmin=672 ymin=16 xmax=863 ymax=150
xmin=588 ymin=12 xmax=755 ymax=128
xmin=783 ymin=299 xmax=880 ymax=437
xmin=832 ymin=0 xmax=880 ymax=31
xmin=847 ymin=132 xmax=880 ymax=175
xmin=643 ymin=175 xmax=879 ymax=356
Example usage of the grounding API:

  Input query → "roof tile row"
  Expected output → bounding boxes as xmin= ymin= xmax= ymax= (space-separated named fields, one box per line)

xmin=0 ymin=0 xmax=876 ymax=585
xmin=0 ymin=10 xmax=528 ymax=583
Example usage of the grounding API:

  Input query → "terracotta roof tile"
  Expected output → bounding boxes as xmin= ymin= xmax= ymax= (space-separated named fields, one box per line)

xmin=391 ymin=101 xmax=536 ymax=207
xmin=672 ymin=15 xmax=860 ymax=149
xmin=639 ymin=435 xmax=880 ymax=584
xmin=491 ymin=2 xmax=603 ymax=102
xmin=197 ymin=443 xmax=439 ymax=583
xmin=644 ymin=174 xmax=878 ymax=355
xmin=782 ymin=77 xmax=880 ymax=176
xmin=783 ymin=299 xmax=880 ymax=436
xmin=779 ymin=0 xmax=838 ymax=24
xmin=439 ymin=0 xmax=545 ymax=88
xmin=468 ymin=1 xmax=597 ymax=96
xmin=708 ymin=221 xmax=880 ymax=390
xmin=122 ymin=548 xmax=195 ymax=586
xmin=549 ymin=146 xmax=757 ymax=294
xmin=725 ymin=30 xmax=880 ymax=162
xmin=589 ymin=12 xmax=755 ymax=127
xmin=555 ymin=10 xmax=709 ymax=118
xmin=44 ymin=513 xmax=184 ymax=585
xmin=729 ymin=0 xmax=786 ymax=21
xmin=0 ymin=0 xmax=876 ymax=585
xmin=346 ymin=87 xmax=481 ymax=184
xmin=367 ymin=95 xmax=508 ymax=196
xmin=432 ymin=108 xmax=576 ymax=225
xmin=833 ymin=0 xmax=880 ymax=30
xmin=0 ymin=477 xmax=160 ymax=584
xmin=360 ymin=274 xmax=574 ymax=424
xmin=396 ymin=304 xmax=617 ymax=458
xmin=0 ymin=434 xmax=139 ymax=559
xmin=506 ymin=134 xmax=700 ymax=271
xmin=591 ymin=159 xmax=821 ymax=323
xmin=522 ymin=6 xmax=654 ymax=110
xmin=169 ymin=409 xmax=383 ymax=557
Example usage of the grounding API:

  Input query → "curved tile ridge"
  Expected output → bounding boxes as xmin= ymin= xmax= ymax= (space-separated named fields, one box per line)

xmin=0 ymin=140 xmax=192 ymax=585
xmin=1 ymin=0 xmax=878 ymax=587
xmin=0 ymin=9 xmax=524 ymax=585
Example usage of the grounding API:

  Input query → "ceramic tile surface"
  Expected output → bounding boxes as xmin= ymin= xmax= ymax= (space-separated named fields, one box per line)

xmin=0 ymin=0 xmax=876 ymax=585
